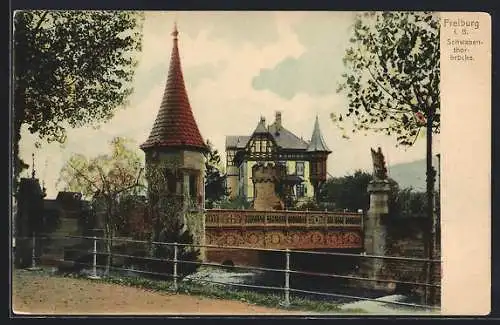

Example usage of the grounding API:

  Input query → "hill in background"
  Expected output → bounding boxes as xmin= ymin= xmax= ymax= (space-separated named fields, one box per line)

xmin=388 ymin=156 xmax=440 ymax=192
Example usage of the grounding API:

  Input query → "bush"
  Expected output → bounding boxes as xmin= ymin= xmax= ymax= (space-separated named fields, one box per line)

xmin=146 ymin=218 xmax=201 ymax=280
xmin=289 ymin=199 xmax=321 ymax=211
xmin=218 ymin=196 xmax=251 ymax=210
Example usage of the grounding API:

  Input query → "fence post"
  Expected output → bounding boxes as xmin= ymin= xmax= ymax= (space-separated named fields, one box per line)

xmin=27 ymin=232 xmax=40 ymax=271
xmin=281 ymin=248 xmax=291 ymax=307
xmin=88 ymin=235 xmax=100 ymax=279
xmin=173 ymin=242 xmax=178 ymax=292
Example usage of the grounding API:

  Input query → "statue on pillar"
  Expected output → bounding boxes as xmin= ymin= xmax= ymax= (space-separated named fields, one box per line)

xmin=370 ymin=147 xmax=388 ymax=181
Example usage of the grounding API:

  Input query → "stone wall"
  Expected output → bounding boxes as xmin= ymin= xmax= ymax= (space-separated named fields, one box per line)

xmin=360 ymin=179 xmax=441 ymax=305
xmin=358 ymin=215 xmax=441 ymax=304
xmin=381 ymin=218 xmax=441 ymax=303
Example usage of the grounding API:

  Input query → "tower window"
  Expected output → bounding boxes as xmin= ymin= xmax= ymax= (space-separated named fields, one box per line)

xmin=296 ymin=162 xmax=305 ymax=176
xmin=165 ymin=169 xmax=177 ymax=194
xmin=189 ymin=174 xmax=197 ymax=198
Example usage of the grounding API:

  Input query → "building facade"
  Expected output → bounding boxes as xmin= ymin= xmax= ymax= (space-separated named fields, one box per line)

xmin=225 ymin=111 xmax=332 ymax=204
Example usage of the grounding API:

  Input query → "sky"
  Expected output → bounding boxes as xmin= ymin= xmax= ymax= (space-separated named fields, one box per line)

xmin=18 ymin=11 xmax=440 ymax=199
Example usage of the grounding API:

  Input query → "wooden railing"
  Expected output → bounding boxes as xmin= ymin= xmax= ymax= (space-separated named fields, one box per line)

xmin=205 ymin=209 xmax=363 ymax=229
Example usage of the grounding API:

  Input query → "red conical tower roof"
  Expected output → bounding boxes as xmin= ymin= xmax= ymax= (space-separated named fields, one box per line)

xmin=140 ymin=23 xmax=207 ymax=152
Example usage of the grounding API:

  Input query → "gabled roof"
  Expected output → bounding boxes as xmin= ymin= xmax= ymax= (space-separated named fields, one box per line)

xmin=253 ymin=117 xmax=268 ymax=134
xmin=140 ymin=24 xmax=207 ymax=152
xmin=307 ymin=116 xmax=331 ymax=153
xmin=226 ymin=136 xmax=250 ymax=149
xmin=268 ymin=123 xmax=309 ymax=150
xmin=56 ymin=191 xmax=82 ymax=202
xmin=225 ymin=113 xmax=331 ymax=152
xmin=225 ymin=121 xmax=309 ymax=151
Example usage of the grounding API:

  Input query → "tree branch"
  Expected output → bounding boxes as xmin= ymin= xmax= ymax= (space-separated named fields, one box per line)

xmin=33 ymin=11 xmax=49 ymax=34
xmin=96 ymin=165 xmax=111 ymax=194
xmin=366 ymin=65 xmax=416 ymax=113
xmin=410 ymin=127 xmax=422 ymax=146
xmin=67 ymin=162 xmax=101 ymax=193
xmin=115 ymin=167 xmax=144 ymax=195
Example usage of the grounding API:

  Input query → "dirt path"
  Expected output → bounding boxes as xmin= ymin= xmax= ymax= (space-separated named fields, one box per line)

xmin=12 ymin=270 xmax=307 ymax=315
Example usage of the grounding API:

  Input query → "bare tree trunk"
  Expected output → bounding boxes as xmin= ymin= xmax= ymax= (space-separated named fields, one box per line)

xmin=105 ymin=200 xmax=113 ymax=276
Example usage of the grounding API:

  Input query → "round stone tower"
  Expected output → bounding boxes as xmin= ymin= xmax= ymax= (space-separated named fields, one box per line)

xmin=251 ymin=162 xmax=284 ymax=211
xmin=140 ymin=24 xmax=208 ymax=257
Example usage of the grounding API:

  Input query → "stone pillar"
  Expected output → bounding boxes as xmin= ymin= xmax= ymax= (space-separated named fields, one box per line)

xmin=362 ymin=179 xmax=391 ymax=289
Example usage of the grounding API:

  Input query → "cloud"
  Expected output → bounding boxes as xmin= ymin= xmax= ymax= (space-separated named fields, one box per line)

xmin=18 ymin=11 xmax=435 ymax=199
xmin=251 ymin=12 xmax=356 ymax=99
xmin=184 ymin=61 xmax=228 ymax=89
xmin=144 ymin=11 xmax=280 ymax=49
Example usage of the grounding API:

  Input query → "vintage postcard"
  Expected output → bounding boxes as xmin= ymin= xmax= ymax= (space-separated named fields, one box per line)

xmin=10 ymin=11 xmax=491 ymax=316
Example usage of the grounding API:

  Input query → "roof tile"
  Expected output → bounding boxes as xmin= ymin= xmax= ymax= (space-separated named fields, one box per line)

xmin=140 ymin=25 xmax=207 ymax=152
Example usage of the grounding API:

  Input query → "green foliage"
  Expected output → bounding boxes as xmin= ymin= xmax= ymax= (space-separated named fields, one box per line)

xmin=89 ymin=269 xmax=350 ymax=313
xmin=319 ymin=170 xmax=434 ymax=219
xmin=58 ymin=136 xmax=144 ymax=235
xmin=289 ymin=198 xmax=321 ymax=211
xmin=58 ymin=137 xmax=144 ymax=274
xmin=391 ymin=187 xmax=439 ymax=219
xmin=337 ymin=12 xmax=440 ymax=146
xmin=144 ymin=162 xmax=201 ymax=278
xmin=204 ymin=140 xmax=229 ymax=208
xmin=13 ymin=10 xmax=144 ymax=178
xmin=218 ymin=195 xmax=252 ymax=210
xmin=319 ymin=170 xmax=374 ymax=212
xmin=147 ymin=217 xmax=201 ymax=279
xmin=58 ymin=137 xmax=144 ymax=199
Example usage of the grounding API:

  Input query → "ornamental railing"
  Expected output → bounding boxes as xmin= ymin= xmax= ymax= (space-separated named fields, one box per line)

xmin=205 ymin=209 xmax=363 ymax=229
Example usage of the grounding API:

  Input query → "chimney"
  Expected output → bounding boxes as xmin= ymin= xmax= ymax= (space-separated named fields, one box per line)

xmin=275 ymin=111 xmax=282 ymax=129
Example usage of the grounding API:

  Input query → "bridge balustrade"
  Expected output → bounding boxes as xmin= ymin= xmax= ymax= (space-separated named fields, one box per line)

xmin=205 ymin=209 xmax=363 ymax=229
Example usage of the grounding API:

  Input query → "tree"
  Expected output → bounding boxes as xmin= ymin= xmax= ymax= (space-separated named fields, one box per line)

xmin=336 ymin=12 xmax=439 ymax=146
xmin=147 ymin=217 xmax=201 ymax=279
xmin=58 ymin=137 xmax=144 ymax=275
xmin=218 ymin=195 xmax=252 ymax=210
xmin=337 ymin=12 xmax=440 ymax=304
xmin=13 ymin=10 xmax=144 ymax=180
xmin=204 ymin=140 xmax=229 ymax=208
xmin=319 ymin=170 xmax=399 ymax=214
xmin=320 ymin=171 xmax=373 ymax=212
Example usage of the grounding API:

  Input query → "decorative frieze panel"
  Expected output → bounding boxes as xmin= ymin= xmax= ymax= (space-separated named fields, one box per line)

xmin=205 ymin=229 xmax=363 ymax=249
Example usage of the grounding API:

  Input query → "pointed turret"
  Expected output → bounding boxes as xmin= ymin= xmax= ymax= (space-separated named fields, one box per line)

xmin=140 ymin=24 xmax=207 ymax=152
xmin=307 ymin=116 xmax=331 ymax=202
xmin=307 ymin=116 xmax=331 ymax=153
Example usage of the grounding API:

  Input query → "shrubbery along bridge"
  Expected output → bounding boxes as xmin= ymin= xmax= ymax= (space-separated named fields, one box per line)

xmin=13 ymin=24 xmax=441 ymax=308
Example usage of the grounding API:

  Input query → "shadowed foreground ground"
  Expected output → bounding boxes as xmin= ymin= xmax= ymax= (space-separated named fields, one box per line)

xmin=12 ymin=270 xmax=306 ymax=315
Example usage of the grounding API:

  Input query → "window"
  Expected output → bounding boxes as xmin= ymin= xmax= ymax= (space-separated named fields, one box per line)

xmin=165 ymin=169 xmax=177 ymax=193
xmin=227 ymin=150 xmax=235 ymax=166
xmin=296 ymin=162 xmax=305 ymax=176
xmin=296 ymin=184 xmax=305 ymax=198
xmin=189 ymin=174 xmax=197 ymax=198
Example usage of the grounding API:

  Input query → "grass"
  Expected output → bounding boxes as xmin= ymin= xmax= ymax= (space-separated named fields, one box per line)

xmin=14 ymin=268 xmax=367 ymax=314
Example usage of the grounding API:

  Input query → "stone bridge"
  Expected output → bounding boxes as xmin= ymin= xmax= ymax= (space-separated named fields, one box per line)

xmin=204 ymin=209 xmax=363 ymax=266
